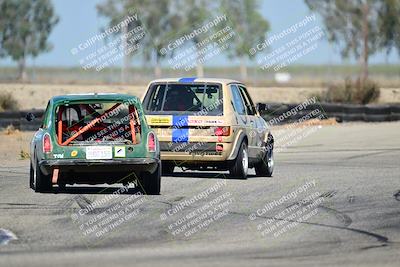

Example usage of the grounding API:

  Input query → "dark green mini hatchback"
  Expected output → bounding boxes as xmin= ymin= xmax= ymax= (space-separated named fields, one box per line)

xmin=28 ymin=93 xmax=160 ymax=194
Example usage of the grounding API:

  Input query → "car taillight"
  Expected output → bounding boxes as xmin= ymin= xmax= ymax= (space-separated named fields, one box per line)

xmin=214 ymin=126 xmax=230 ymax=136
xmin=43 ymin=133 xmax=52 ymax=153
xmin=147 ymin=132 xmax=156 ymax=152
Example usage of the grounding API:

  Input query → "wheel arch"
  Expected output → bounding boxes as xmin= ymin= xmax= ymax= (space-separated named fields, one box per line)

xmin=227 ymin=131 xmax=247 ymax=160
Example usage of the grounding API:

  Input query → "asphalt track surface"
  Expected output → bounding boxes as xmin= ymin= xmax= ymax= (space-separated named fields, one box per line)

xmin=0 ymin=122 xmax=399 ymax=267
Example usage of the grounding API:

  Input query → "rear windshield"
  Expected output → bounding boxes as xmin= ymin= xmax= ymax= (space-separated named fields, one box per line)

xmin=55 ymin=102 xmax=141 ymax=145
xmin=143 ymin=83 xmax=223 ymax=115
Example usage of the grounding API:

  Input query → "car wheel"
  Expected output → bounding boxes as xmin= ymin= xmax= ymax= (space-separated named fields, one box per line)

xmin=229 ymin=141 xmax=249 ymax=179
xmin=139 ymin=163 xmax=161 ymax=195
xmin=32 ymin=160 xmax=52 ymax=192
xmin=255 ymin=142 xmax=274 ymax=177
xmin=161 ymin=162 xmax=174 ymax=176
xmin=29 ymin=163 xmax=34 ymax=189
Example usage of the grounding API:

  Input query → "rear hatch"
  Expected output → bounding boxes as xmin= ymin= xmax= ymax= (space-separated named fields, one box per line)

xmin=143 ymin=82 xmax=231 ymax=154
xmin=49 ymin=100 xmax=148 ymax=160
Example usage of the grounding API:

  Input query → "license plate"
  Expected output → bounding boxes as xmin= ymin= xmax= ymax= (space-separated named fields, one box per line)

xmin=86 ymin=146 xmax=112 ymax=159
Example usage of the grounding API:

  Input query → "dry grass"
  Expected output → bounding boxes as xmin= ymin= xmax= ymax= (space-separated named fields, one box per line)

xmin=0 ymin=83 xmax=398 ymax=112
xmin=3 ymin=125 xmax=20 ymax=135
xmin=0 ymin=92 xmax=18 ymax=111
xmin=19 ymin=149 xmax=30 ymax=160
xmin=0 ymin=130 xmax=32 ymax=164
xmin=298 ymin=118 xmax=338 ymax=126
xmin=313 ymin=79 xmax=380 ymax=104
xmin=273 ymin=118 xmax=338 ymax=130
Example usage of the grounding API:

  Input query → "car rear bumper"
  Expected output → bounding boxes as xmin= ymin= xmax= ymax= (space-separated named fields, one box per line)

xmin=159 ymin=141 xmax=234 ymax=161
xmin=40 ymin=158 xmax=159 ymax=166
xmin=39 ymin=158 xmax=160 ymax=176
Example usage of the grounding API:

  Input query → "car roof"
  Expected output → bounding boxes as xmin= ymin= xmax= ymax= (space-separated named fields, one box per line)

xmin=50 ymin=93 xmax=139 ymax=103
xmin=149 ymin=77 xmax=244 ymax=85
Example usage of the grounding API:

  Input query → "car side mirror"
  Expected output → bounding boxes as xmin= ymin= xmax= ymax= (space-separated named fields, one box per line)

xmin=256 ymin=103 xmax=267 ymax=113
xmin=26 ymin=112 xmax=36 ymax=122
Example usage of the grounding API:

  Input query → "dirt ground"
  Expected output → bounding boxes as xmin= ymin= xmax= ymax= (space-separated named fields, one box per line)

xmin=1 ymin=83 xmax=399 ymax=110
xmin=0 ymin=128 xmax=32 ymax=166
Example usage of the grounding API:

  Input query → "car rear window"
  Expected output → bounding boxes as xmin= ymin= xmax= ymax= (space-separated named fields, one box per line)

xmin=55 ymin=101 xmax=141 ymax=145
xmin=143 ymin=83 xmax=223 ymax=115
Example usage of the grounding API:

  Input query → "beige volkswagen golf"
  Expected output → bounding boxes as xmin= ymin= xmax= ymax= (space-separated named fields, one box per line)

xmin=141 ymin=77 xmax=274 ymax=179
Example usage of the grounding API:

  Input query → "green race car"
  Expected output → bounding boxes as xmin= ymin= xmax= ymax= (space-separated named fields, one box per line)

xmin=27 ymin=93 xmax=160 ymax=194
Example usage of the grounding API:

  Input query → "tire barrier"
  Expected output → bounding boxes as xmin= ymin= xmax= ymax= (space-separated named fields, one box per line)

xmin=0 ymin=103 xmax=399 ymax=130
xmin=0 ymin=109 xmax=44 ymax=130
xmin=390 ymin=104 xmax=400 ymax=113
xmin=389 ymin=105 xmax=400 ymax=121
xmin=259 ymin=102 xmax=400 ymax=124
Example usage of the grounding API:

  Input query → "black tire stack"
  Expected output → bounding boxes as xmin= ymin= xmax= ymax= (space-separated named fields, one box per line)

xmin=258 ymin=102 xmax=400 ymax=124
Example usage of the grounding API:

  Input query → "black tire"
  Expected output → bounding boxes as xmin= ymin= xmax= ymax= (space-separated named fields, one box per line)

xmin=229 ymin=141 xmax=249 ymax=179
xmin=32 ymin=160 xmax=52 ymax=192
xmin=320 ymin=103 xmax=344 ymax=113
xmin=29 ymin=163 xmax=34 ymax=189
xmin=365 ymin=105 xmax=391 ymax=115
xmin=161 ymin=162 xmax=174 ymax=176
xmin=139 ymin=163 xmax=161 ymax=195
xmin=363 ymin=114 xmax=391 ymax=122
xmin=341 ymin=113 xmax=365 ymax=122
xmin=342 ymin=104 xmax=365 ymax=114
xmin=255 ymin=141 xmax=274 ymax=177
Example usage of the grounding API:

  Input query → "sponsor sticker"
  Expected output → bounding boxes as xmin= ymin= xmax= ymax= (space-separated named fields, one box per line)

xmin=204 ymin=119 xmax=224 ymax=124
xmin=114 ymin=146 xmax=126 ymax=158
xmin=86 ymin=146 xmax=112 ymax=160
xmin=186 ymin=118 xmax=224 ymax=125
xmin=149 ymin=116 xmax=172 ymax=125
xmin=188 ymin=119 xmax=203 ymax=124
xmin=53 ymin=153 xmax=64 ymax=159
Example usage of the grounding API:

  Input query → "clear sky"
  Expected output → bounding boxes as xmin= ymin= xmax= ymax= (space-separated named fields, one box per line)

xmin=0 ymin=0 xmax=398 ymax=67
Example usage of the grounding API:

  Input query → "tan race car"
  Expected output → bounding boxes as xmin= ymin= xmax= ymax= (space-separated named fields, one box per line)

xmin=141 ymin=77 xmax=274 ymax=179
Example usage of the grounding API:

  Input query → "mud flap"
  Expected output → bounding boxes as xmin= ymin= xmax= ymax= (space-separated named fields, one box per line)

xmin=52 ymin=168 xmax=59 ymax=184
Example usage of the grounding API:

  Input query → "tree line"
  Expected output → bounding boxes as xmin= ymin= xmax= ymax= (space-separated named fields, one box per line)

xmin=0 ymin=0 xmax=399 ymax=83
xmin=97 ymin=0 xmax=269 ymax=81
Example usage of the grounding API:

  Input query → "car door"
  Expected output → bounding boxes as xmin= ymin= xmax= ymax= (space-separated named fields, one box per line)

xmin=230 ymin=84 xmax=252 ymax=153
xmin=238 ymin=85 xmax=265 ymax=159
